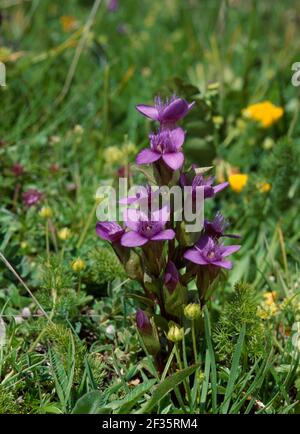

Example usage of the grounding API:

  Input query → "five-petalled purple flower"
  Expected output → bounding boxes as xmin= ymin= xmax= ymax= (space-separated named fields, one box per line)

xmin=136 ymin=127 xmax=185 ymax=170
xmin=184 ymin=236 xmax=241 ymax=270
xmin=121 ymin=207 xmax=175 ymax=247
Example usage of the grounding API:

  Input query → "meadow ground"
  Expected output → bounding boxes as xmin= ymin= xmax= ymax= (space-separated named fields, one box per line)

xmin=0 ymin=0 xmax=300 ymax=414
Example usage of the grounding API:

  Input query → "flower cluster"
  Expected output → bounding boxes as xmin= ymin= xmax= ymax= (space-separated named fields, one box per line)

xmin=96 ymin=95 xmax=241 ymax=357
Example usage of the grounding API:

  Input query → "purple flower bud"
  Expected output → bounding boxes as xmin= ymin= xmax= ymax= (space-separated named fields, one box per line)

xmin=136 ymin=95 xmax=195 ymax=127
xmin=180 ymin=172 xmax=228 ymax=199
xmin=204 ymin=212 xmax=240 ymax=239
xmin=107 ymin=0 xmax=119 ymax=12
xmin=96 ymin=221 xmax=124 ymax=243
xmin=136 ymin=309 xmax=151 ymax=333
xmin=22 ymin=189 xmax=43 ymax=207
xmin=164 ymin=261 xmax=179 ymax=293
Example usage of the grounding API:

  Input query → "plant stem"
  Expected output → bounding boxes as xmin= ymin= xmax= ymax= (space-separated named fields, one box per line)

xmin=77 ymin=202 xmax=97 ymax=249
xmin=192 ymin=319 xmax=198 ymax=363
xmin=175 ymin=342 xmax=191 ymax=405
xmin=45 ymin=220 xmax=50 ymax=264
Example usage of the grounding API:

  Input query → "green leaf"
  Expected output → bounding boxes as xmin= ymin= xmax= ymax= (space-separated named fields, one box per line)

xmin=220 ymin=325 xmax=246 ymax=414
xmin=111 ymin=379 xmax=156 ymax=414
xmin=203 ymin=306 xmax=217 ymax=413
xmin=72 ymin=391 xmax=106 ymax=414
xmin=136 ymin=364 xmax=199 ymax=414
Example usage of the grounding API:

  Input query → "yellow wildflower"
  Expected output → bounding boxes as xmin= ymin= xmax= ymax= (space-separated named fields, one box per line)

xmin=58 ymin=227 xmax=71 ymax=241
xmin=71 ymin=258 xmax=86 ymax=272
xmin=228 ymin=173 xmax=248 ymax=193
xmin=242 ymin=101 xmax=284 ymax=128
xmin=257 ymin=291 xmax=278 ymax=320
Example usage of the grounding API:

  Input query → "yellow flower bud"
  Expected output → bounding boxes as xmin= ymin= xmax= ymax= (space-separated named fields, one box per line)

xmin=39 ymin=206 xmax=53 ymax=219
xmin=73 ymin=124 xmax=84 ymax=135
xmin=21 ymin=241 xmax=28 ymax=249
xmin=58 ymin=227 xmax=71 ymax=241
xmin=71 ymin=258 xmax=86 ymax=272
xmin=103 ymin=146 xmax=124 ymax=165
xmin=258 ymin=182 xmax=271 ymax=193
xmin=167 ymin=324 xmax=184 ymax=343
xmin=184 ymin=303 xmax=201 ymax=320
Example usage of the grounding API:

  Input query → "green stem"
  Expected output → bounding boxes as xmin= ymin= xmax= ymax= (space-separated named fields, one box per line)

xmin=192 ymin=319 xmax=198 ymax=363
xmin=45 ymin=220 xmax=50 ymax=263
xmin=175 ymin=343 xmax=191 ymax=405
xmin=77 ymin=202 xmax=97 ymax=249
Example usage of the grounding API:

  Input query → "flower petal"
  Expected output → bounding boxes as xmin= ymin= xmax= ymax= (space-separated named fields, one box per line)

xmin=123 ymin=208 xmax=140 ymax=230
xmin=136 ymin=148 xmax=161 ymax=165
xmin=184 ymin=249 xmax=207 ymax=265
xmin=121 ymin=231 xmax=148 ymax=247
xmin=151 ymin=206 xmax=170 ymax=224
xmin=213 ymin=182 xmax=229 ymax=195
xmin=151 ymin=229 xmax=175 ymax=241
xmin=220 ymin=245 xmax=241 ymax=257
xmin=119 ymin=196 xmax=137 ymax=205
xmin=212 ymin=260 xmax=232 ymax=269
xmin=170 ymin=127 xmax=185 ymax=149
xmin=136 ymin=104 xmax=159 ymax=120
xmin=162 ymin=152 xmax=184 ymax=170
xmin=162 ymin=98 xmax=189 ymax=122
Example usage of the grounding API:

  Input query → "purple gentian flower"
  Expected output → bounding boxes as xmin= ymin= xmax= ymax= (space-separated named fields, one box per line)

xmin=22 ymin=189 xmax=43 ymax=207
xmin=96 ymin=221 xmax=124 ymax=243
xmin=204 ymin=212 xmax=241 ymax=239
xmin=164 ymin=261 xmax=180 ymax=293
xmin=121 ymin=207 xmax=175 ymax=247
xmin=180 ymin=173 xmax=228 ymax=199
xmin=184 ymin=236 xmax=241 ymax=269
xmin=107 ymin=0 xmax=119 ymax=12
xmin=136 ymin=127 xmax=185 ymax=170
xmin=136 ymin=309 xmax=151 ymax=333
xmin=136 ymin=96 xmax=195 ymax=126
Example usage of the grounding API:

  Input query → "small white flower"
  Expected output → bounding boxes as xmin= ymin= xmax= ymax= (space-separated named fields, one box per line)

xmin=106 ymin=324 xmax=116 ymax=336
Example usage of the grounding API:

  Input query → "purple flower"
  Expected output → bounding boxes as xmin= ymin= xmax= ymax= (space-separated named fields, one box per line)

xmin=136 ymin=309 xmax=151 ymax=333
xmin=136 ymin=127 xmax=185 ymax=170
xmin=121 ymin=207 xmax=175 ymax=247
xmin=11 ymin=163 xmax=25 ymax=177
xmin=22 ymin=189 xmax=43 ymax=207
xmin=164 ymin=261 xmax=180 ymax=293
xmin=180 ymin=173 xmax=228 ymax=199
xmin=96 ymin=221 xmax=124 ymax=243
xmin=136 ymin=96 xmax=195 ymax=126
xmin=204 ymin=212 xmax=241 ymax=239
xmin=107 ymin=0 xmax=119 ymax=12
xmin=184 ymin=236 xmax=241 ymax=270
xmin=119 ymin=185 xmax=160 ymax=213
